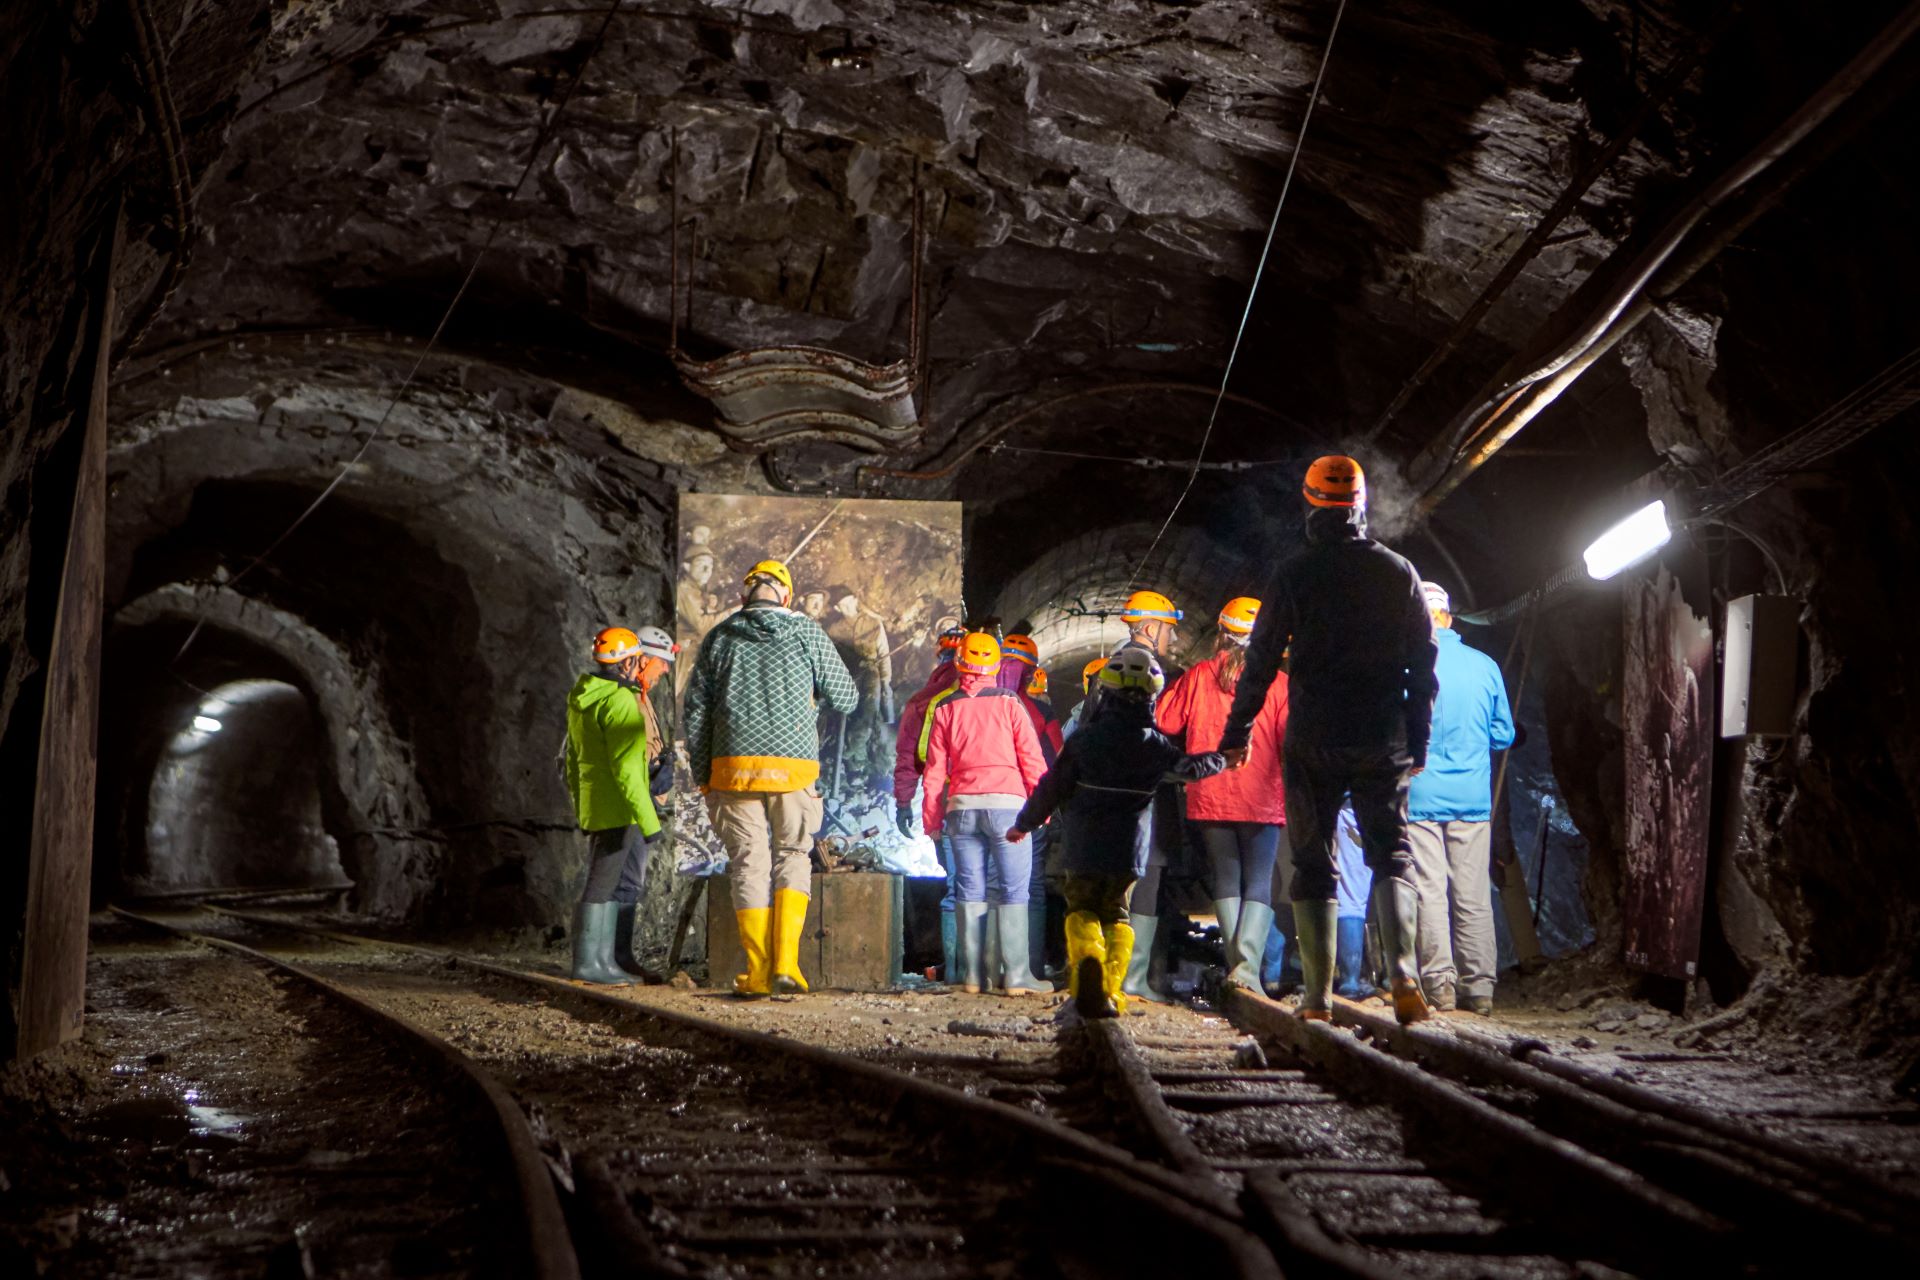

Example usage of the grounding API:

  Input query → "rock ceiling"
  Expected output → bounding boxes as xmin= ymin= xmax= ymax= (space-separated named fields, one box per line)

xmin=123 ymin=0 xmax=1713 ymax=493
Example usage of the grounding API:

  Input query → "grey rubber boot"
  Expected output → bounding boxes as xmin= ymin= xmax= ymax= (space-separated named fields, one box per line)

xmin=995 ymin=905 xmax=1041 ymax=994
xmin=613 ymin=904 xmax=648 ymax=978
xmin=957 ymin=902 xmax=990 ymax=993
xmin=1027 ymin=901 xmax=1049 ymax=982
xmin=1121 ymin=914 xmax=1167 ymax=1001
xmin=940 ymin=909 xmax=958 ymax=982
xmin=1292 ymin=900 xmax=1338 ymax=1017
xmin=1230 ymin=901 xmax=1273 ymax=990
xmin=1371 ymin=876 xmax=1431 ymax=1024
xmin=571 ymin=903 xmax=640 ymax=985
xmin=1212 ymin=896 xmax=1242 ymax=966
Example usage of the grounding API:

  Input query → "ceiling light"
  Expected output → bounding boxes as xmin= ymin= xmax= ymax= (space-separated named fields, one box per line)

xmin=1583 ymin=500 xmax=1672 ymax=581
xmin=192 ymin=715 xmax=223 ymax=733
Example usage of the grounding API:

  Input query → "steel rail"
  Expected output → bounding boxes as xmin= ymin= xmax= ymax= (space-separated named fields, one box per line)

xmin=1226 ymin=986 xmax=1920 ymax=1272
xmin=1331 ymin=996 xmax=1920 ymax=1253
xmin=202 ymin=905 xmax=1286 ymax=1279
xmin=1219 ymin=989 xmax=1738 ymax=1274
xmin=111 ymin=907 xmax=581 ymax=1280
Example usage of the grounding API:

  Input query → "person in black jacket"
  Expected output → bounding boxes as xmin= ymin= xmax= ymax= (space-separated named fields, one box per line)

xmin=1220 ymin=456 xmax=1439 ymax=1025
xmin=1008 ymin=649 xmax=1226 ymax=1019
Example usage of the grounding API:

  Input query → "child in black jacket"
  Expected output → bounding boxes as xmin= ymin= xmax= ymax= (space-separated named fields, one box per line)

xmin=1010 ymin=651 xmax=1224 ymax=1017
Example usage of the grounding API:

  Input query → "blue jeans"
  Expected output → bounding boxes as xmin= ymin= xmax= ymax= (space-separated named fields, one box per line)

xmin=946 ymin=808 xmax=1028 ymax=906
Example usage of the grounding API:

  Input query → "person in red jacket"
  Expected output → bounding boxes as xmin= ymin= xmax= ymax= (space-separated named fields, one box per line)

xmin=922 ymin=633 xmax=1048 ymax=995
xmin=1157 ymin=597 xmax=1289 ymax=990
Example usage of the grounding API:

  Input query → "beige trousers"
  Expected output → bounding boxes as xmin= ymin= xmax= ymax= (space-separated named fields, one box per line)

xmin=1408 ymin=819 xmax=1497 ymax=1002
xmin=707 ymin=788 xmax=823 ymax=911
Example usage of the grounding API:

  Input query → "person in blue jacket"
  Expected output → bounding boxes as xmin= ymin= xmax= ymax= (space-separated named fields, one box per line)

xmin=1407 ymin=582 xmax=1514 ymax=1016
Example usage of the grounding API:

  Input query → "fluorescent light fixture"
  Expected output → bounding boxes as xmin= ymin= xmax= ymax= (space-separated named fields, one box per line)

xmin=1583 ymin=499 xmax=1672 ymax=580
xmin=192 ymin=715 xmax=223 ymax=733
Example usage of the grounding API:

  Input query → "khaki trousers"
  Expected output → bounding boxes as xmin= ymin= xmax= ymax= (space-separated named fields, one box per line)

xmin=1408 ymin=819 xmax=1497 ymax=1002
xmin=707 ymin=788 xmax=823 ymax=911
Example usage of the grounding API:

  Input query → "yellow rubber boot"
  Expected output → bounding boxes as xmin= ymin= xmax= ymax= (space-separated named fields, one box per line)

xmin=771 ymin=888 xmax=811 ymax=995
xmin=733 ymin=907 xmax=771 ymax=998
xmin=1065 ymin=911 xmax=1110 ymax=1017
xmin=1103 ymin=923 xmax=1135 ymax=1018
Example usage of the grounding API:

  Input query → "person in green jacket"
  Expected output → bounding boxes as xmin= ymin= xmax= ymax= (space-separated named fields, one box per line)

xmin=564 ymin=626 xmax=667 ymax=984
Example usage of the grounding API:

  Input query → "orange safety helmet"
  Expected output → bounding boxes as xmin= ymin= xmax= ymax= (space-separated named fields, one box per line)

xmin=1120 ymin=590 xmax=1182 ymax=625
xmin=1303 ymin=455 xmax=1366 ymax=508
xmin=1217 ymin=596 xmax=1261 ymax=642
xmin=937 ymin=623 xmax=968 ymax=651
xmin=1081 ymin=656 xmax=1109 ymax=693
xmin=1026 ymin=666 xmax=1050 ymax=699
xmin=592 ymin=626 xmax=642 ymax=664
xmin=1002 ymin=633 xmax=1040 ymax=667
xmin=956 ymin=632 xmax=1002 ymax=676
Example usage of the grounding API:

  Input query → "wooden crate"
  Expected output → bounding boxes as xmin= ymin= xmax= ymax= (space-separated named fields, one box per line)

xmin=705 ymin=872 xmax=904 ymax=991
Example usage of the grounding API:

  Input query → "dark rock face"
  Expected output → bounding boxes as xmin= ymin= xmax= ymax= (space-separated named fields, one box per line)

xmin=3 ymin=0 xmax=1919 ymax=1040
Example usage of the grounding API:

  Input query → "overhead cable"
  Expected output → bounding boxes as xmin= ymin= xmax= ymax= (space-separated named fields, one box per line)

xmin=117 ymin=0 xmax=196 ymax=366
xmin=1361 ymin=0 xmax=1739 ymax=444
xmin=172 ymin=1 xmax=628 ymax=663
xmin=1124 ymin=0 xmax=1349 ymax=593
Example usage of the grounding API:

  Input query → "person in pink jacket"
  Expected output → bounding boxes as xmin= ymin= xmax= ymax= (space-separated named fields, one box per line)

xmin=922 ymin=633 xmax=1048 ymax=994
xmin=893 ymin=625 xmax=966 ymax=978
xmin=1157 ymin=597 xmax=1289 ymax=990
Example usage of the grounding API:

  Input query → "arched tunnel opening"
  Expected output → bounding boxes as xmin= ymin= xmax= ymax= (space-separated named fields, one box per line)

xmin=135 ymin=678 xmax=344 ymax=897
xmin=8 ymin=1 xmax=1920 ymax=1271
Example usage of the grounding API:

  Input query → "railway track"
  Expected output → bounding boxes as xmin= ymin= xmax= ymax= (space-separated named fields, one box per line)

xmin=1210 ymin=984 xmax=1920 ymax=1277
xmin=112 ymin=905 xmax=1275 ymax=1280
xmin=115 ymin=904 xmax=1920 ymax=1279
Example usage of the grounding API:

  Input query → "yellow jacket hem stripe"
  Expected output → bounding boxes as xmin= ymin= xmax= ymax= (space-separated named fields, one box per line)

xmin=706 ymin=756 xmax=821 ymax=793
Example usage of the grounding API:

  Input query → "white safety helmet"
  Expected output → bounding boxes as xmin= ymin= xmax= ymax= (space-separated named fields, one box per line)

xmin=1421 ymin=582 xmax=1451 ymax=616
xmin=1097 ymin=648 xmax=1166 ymax=699
xmin=635 ymin=625 xmax=679 ymax=664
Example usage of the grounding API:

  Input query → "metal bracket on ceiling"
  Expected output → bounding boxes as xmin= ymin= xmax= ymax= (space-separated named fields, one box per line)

xmin=667 ymin=133 xmax=928 ymax=455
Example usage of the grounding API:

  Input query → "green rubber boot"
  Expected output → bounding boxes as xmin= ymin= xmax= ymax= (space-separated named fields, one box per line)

xmin=571 ymin=903 xmax=640 ymax=986
xmin=1292 ymin=900 xmax=1337 ymax=1019
xmin=1371 ymin=876 xmax=1431 ymax=1025
xmin=1230 ymin=901 xmax=1273 ymax=990
xmin=957 ymin=902 xmax=990 ymax=993
xmin=1121 ymin=914 xmax=1168 ymax=1003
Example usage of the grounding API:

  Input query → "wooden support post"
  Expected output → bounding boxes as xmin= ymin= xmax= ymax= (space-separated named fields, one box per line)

xmin=17 ymin=209 xmax=120 ymax=1059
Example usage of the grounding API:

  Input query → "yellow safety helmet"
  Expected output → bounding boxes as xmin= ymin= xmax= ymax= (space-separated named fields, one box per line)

xmin=743 ymin=558 xmax=794 ymax=604
xmin=1217 ymin=597 xmax=1261 ymax=643
xmin=1002 ymin=634 xmax=1040 ymax=667
xmin=1303 ymin=455 xmax=1366 ymax=509
xmin=1121 ymin=590 xmax=1182 ymax=625
xmin=957 ymin=632 xmax=1002 ymax=676
xmin=592 ymin=626 xmax=642 ymax=664
xmin=1026 ymin=667 xmax=1050 ymax=699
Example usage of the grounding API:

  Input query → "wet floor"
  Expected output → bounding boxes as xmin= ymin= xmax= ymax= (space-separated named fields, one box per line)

xmin=0 ymin=922 xmax=522 ymax=1277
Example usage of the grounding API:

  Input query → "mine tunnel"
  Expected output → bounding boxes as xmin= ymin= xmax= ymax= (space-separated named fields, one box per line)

xmin=4 ymin=1 xmax=1919 ymax=1276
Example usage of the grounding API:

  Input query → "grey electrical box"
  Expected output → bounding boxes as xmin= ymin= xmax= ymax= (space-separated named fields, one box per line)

xmin=1721 ymin=594 xmax=1799 ymax=738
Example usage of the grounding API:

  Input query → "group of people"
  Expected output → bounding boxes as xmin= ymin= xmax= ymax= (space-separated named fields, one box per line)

xmin=561 ymin=453 xmax=1515 ymax=1025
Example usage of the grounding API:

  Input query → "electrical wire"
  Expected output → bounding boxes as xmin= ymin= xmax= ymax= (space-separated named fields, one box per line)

xmin=987 ymin=443 xmax=1294 ymax=470
xmin=171 ymin=1 xmax=628 ymax=663
xmin=1124 ymin=0 xmax=1349 ymax=592
xmin=117 ymin=0 xmax=196 ymax=367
